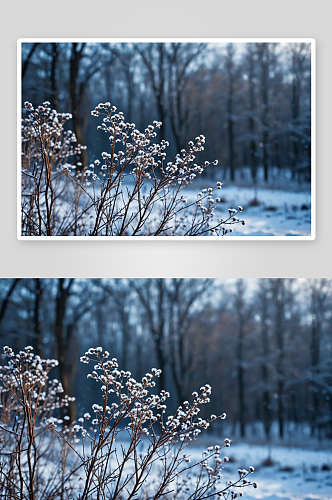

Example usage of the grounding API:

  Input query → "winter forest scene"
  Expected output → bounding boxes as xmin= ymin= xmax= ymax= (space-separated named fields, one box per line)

xmin=0 ymin=278 xmax=331 ymax=499
xmin=20 ymin=40 xmax=313 ymax=237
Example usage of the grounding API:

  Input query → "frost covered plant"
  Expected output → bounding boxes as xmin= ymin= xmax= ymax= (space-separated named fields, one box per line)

xmin=0 ymin=345 xmax=256 ymax=500
xmin=0 ymin=346 xmax=77 ymax=499
xmin=21 ymin=101 xmax=245 ymax=236
xmin=21 ymin=102 xmax=89 ymax=236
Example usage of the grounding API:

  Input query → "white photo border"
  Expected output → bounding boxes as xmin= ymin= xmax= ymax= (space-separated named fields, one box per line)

xmin=17 ymin=38 xmax=316 ymax=241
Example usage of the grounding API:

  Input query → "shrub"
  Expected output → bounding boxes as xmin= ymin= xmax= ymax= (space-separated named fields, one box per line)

xmin=21 ymin=102 xmax=245 ymax=236
xmin=0 ymin=345 xmax=256 ymax=499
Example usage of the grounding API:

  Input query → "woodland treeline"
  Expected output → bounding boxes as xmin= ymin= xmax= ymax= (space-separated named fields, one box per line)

xmin=0 ymin=278 xmax=330 ymax=440
xmin=21 ymin=42 xmax=312 ymax=183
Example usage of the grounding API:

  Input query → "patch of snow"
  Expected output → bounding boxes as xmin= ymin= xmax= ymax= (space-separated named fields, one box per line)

xmin=186 ymin=441 xmax=331 ymax=500
xmin=185 ymin=184 xmax=311 ymax=236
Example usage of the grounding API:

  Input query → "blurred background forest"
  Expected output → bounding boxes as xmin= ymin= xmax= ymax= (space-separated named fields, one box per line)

xmin=0 ymin=278 xmax=331 ymax=442
xmin=21 ymin=41 xmax=312 ymax=186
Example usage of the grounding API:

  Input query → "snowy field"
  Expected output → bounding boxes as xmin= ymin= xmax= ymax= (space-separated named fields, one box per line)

xmin=98 ymin=179 xmax=312 ymax=237
xmin=186 ymin=440 xmax=332 ymax=500
xmin=185 ymin=183 xmax=312 ymax=237
xmin=74 ymin=436 xmax=330 ymax=500
xmin=26 ymin=173 xmax=311 ymax=237
xmin=7 ymin=431 xmax=329 ymax=499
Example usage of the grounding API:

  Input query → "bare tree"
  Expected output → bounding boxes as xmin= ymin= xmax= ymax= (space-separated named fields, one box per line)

xmin=69 ymin=43 xmax=117 ymax=169
xmin=135 ymin=43 xmax=168 ymax=141
xmin=69 ymin=43 xmax=89 ymax=168
xmin=32 ymin=278 xmax=44 ymax=357
xmin=290 ymin=43 xmax=311 ymax=181
xmin=100 ymin=279 xmax=134 ymax=371
xmin=233 ymin=279 xmax=248 ymax=437
xmin=167 ymin=278 xmax=211 ymax=404
xmin=225 ymin=44 xmax=237 ymax=181
xmin=50 ymin=42 xmax=60 ymax=111
xmin=307 ymin=279 xmax=330 ymax=435
xmin=245 ymin=44 xmax=259 ymax=183
xmin=257 ymin=43 xmax=275 ymax=182
xmin=132 ymin=279 xmax=168 ymax=392
xmin=117 ymin=45 xmax=136 ymax=123
xmin=167 ymin=43 xmax=206 ymax=151
xmin=256 ymin=279 xmax=273 ymax=439
xmin=269 ymin=278 xmax=293 ymax=438
xmin=54 ymin=279 xmax=102 ymax=420
xmin=54 ymin=278 xmax=76 ymax=419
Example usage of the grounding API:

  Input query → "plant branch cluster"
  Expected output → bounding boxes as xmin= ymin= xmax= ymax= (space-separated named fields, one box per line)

xmin=0 ymin=345 xmax=256 ymax=499
xmin=21 ymin=101 xmax=245 ymax=236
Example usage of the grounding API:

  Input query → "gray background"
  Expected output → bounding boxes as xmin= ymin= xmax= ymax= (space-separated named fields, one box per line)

xmin=1 ymin=0 xmax=330 ymax=278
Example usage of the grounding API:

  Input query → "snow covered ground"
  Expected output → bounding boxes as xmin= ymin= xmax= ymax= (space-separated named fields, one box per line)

xmin=26 ymin=175 xmax=311 ymax=237
xmin=186 ymin=440 xmax=332 ymax=500
xmin=99 ymin=435 xmax=331 ymax=500
xmin=14 ymin=430 xmax=329 ymax=499
xmin=185 ymin=183 xmax=312 ymax=237
xmin=111 ymin=178 xmax=312 ymax=237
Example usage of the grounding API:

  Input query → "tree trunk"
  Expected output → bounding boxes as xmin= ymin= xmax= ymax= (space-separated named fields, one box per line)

xmin=248 ymin=47 xmax=258 ymax=182
xmin=237 ymin=319 xmax=245 ymax=437
xmin=33 ymin=279 xmax=43 ymax=358
xmin=309 ymin=281 xmax=324 ymax=436
xmin=133 ymin=279 xmax=167 ymax=393
xmin=54 ymin=278 xmax=76 ymax=421
xmin=69 ymin=43 xmax=88 ymax=169
xmin=291 ymin=46 xmax=303 ymax=180
xmin=226 ymin=45 xmax=235 ymax=181
xmin=259 ymin=44 xmax=270 ymax=182
xmin=228 ymin=91 xmax=235 ymax=181
xmin=235 ymin=280 xmax=246 ymax=437
xmin=260 ymin=284 xmax=272 ymax=439
xmin=272 ymin=278 xmax=285 ymax=438
xmin=50 ymin=43 xmax=59 ymax=111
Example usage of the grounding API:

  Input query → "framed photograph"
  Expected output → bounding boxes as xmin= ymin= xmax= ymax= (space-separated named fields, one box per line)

xmin=18 ymin=38 xmax=315 ymax=240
